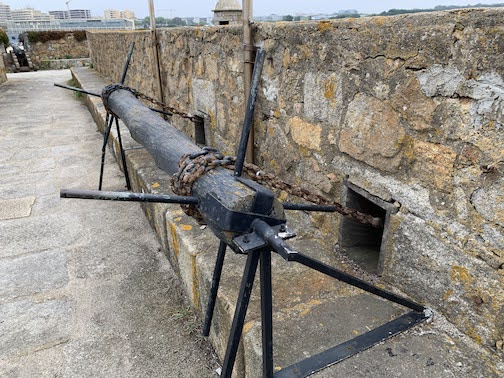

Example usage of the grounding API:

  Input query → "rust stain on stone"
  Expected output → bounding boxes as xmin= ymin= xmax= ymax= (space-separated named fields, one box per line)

xmin=450 ymin=266 xmax=473 ymax=286
xmin=289 ymin=116 xmax=322 ymax=151
xmin=243 ymin=321 xmax=255 ymax=334
xmin=169 ymin=222 xmax=180 ymax=257
xmin=323 ymin=79 xmax=336 ymax=99
xmin=317 ymin=21 xmax=333 ymax=32
xmin=181 ymin=224 xmax=193 ymax=231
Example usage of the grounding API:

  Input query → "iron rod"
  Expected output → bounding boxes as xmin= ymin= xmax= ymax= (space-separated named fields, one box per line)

xmin=60 ymin=189 xmax=199 ymax=205
xmin=115 ymin=117 xmax=131 ymax=190
xmin=54 ymin=83 xmax=171 ymax=116
xmin=202 ymin=241 xmax=227 ymax=337
xmin=282 ymin=203 xmax=338 ymax=212
xmin=234 ymin=48 xmax=265 ymax=177
xmin=251 ymin=219 xmax=425 ymax=312
xmin=53 ymin=83 xmax=100 ymax=97
xmin=292 ymin=254 xmax=425 ymax=312
xmin=221 ymin=251 xmax=260 ymax=378
xmin=260 ymin=249 xmax=274 ymax=378
xmin=243 ymin=0 xmax=254 ymax=163
xmin=120 ymin=42 xmax=135 ymax=85
xmin=98 ymin=115 xmax=115 ymax=190
xmin=275 ymin=311 xmax=427 ymax=378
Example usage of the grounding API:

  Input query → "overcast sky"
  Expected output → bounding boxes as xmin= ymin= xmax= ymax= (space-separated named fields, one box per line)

xmin=1 ymin=0 xmax=502 ymax=18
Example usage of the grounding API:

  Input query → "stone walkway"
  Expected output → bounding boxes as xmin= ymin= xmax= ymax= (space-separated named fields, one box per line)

xmin=0 ymin=70 xmax=219 ymax=377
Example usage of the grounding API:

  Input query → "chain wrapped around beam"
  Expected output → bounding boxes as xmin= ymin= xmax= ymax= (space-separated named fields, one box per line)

xmin=171 ymin=148 xmax=381 ymax=228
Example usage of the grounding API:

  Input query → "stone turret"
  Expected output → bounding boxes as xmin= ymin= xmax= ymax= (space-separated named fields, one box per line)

xmin=213 ymin=0 xmax=242 ymax=25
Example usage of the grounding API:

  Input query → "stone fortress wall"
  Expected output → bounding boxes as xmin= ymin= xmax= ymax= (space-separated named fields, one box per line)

xmin=23 ymin=31 xmax=90 ymax=64
xmin=86 ymin=8 xmax=504 ymax=356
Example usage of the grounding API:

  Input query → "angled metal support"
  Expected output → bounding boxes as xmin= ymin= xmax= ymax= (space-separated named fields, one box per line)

xmin=98 ymin=42 xmax=135 ymax=191
xmin=218 ymin=220 xmax=429 ymax=378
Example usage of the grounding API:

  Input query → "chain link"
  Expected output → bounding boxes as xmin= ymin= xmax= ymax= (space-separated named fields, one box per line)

xmin=171 ymin=148 xmax=381 ymax=228
xmin=101 ymin=85 xmax=381 ymax=228
xmin=101 ymin=84 xmax=200 ymax=123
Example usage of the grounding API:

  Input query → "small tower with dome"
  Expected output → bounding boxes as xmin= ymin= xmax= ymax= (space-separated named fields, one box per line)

xmin=213 ymin=0 xmax=242 ymax=25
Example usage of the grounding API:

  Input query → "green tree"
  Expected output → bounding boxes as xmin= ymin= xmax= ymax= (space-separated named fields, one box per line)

xmin=0 ymin=28 xmax=8 ymax=47
xmin=282 ymin=15 xmax=294 ymax=21
xmin=170 ymin=17 xmax=186 ymax=26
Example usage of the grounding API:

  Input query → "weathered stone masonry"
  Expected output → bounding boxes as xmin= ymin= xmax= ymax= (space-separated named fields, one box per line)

xmin=87 ymin=9 xmax=504 ymax=354
xmin=24 ymin=31 xmax=90 ymax=69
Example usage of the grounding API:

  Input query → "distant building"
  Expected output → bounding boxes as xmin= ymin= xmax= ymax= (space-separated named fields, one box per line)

xmin=0 ymin=3 xmax=11 ymax=26
xmin=213 ymin=0 xmax=242 ymax=25
xmin=48 ymin=11 xmax=67 ymax=20
xmin=6 ymin=18 xmax=135 ymax=36
xmin=49 ymin=9 xmax=91 ymax=20
xmin=104 ymin=9 xmax=135 ymax=20
xmin=68 ymin=9 xmax=92 ymax=19
xmin=104 ymin=9 xmax=120 ymax=19
xmin=11 ymin=8 xmax=52 ymax=21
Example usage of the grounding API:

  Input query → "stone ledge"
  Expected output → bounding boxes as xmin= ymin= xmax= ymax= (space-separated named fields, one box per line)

xmin=38 ymin=58 xmax=91 ymax=70
xmin=70 ymin=66 xmax=502 ymax=378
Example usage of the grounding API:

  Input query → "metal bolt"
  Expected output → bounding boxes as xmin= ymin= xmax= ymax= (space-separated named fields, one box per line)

xmin=279 ymin=225 xmax=286 ymax=232
xmin=243 ymin=235 xmax=250 ymax=244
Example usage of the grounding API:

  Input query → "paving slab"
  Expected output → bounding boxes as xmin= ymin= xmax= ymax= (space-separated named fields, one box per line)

xmin=0 ymin=196 xmax=35 ymax=220
xmin=0 ymin=70 xmax=219 ymax=377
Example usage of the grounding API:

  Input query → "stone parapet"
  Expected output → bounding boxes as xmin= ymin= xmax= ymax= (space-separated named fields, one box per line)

xmin=24 ymin=31 xmax=90 ymax=67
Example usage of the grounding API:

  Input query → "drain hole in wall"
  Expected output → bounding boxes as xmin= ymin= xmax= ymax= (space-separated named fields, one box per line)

xmin=339 ymin=187 xmax=387 ymax=275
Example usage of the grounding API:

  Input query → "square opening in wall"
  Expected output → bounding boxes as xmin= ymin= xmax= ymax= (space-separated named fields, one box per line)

xmin=339 ymin=184 xmax=389 ymax=275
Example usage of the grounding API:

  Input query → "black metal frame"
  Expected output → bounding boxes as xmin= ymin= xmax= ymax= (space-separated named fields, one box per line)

xmin=202 ymin=218 xmax=427 ymax=378
xmin=58 ymin=46 xmax=430 ymax=378
xmin=98 ymin=42 xmax=136 ymax=191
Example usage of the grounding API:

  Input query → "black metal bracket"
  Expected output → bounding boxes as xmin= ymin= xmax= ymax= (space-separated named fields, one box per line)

xmin=213 ymin=220 xmax=429 ymax=378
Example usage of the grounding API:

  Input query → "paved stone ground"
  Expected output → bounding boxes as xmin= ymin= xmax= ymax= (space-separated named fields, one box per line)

xmin=0 ymin=70 xmax=219 ymax=377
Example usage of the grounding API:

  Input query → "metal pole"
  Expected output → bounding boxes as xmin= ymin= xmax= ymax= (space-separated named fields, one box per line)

xmin=202 ymin=241 xmax=227 ymax=336
xmin=243 ymin=0 xmax=254 ymax=163
xmin=234 ymin=48 xmax=265 ymax=177
xmin=149 ymin=0 xmax=164 ymax=108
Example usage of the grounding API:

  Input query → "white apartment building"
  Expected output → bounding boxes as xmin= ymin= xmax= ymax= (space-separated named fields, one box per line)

xmin=0 ymin=3 xmax=11 ymax=25
xmin=11 ymin=8 xmax=52 ymax=21
xmin=104 ymin=9 xmax=135 ymax=20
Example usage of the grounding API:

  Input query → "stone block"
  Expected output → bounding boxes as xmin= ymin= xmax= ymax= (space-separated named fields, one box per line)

xmin=406 ymin=139 xmax=457 ymax=192
xmin=338 ymin=93 xmax=404 ymax=172
xmin=0 ymin=300 xmax=71 ymax=359
xmin=289 ymin=116 xmax=321 ymax=151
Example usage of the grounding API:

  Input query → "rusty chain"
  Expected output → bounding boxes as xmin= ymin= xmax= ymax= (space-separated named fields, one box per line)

xmin=101 ymin=86 xmax=380 ymax=228
xmin=171 ymin=148 xmax=381 ymax=228
xmin=101 ymin=84 xmax=200 ymax=123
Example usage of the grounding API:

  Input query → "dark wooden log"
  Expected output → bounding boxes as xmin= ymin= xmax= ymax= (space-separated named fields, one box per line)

xmin=108 ymin=90 xmax=200 ymax=175
xmin=107 ymin=89 xmax=285 ymax=244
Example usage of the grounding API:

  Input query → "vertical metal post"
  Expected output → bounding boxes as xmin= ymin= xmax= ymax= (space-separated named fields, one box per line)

xmin=221 ymin=251 xmax=260 ymax=378
xmin=203 ymin=241 xmax=227 ymax=336
xmin=149 ymin=0 xmax=164 ymax=108
xmin=260 ymin=249 xmax=274 ymax=377
xmin=114 ymin=117 xmax=131 ymax=190
xmin=98 ymin=115 xmax=115 ymax=190
xmin=243 ymin=0 xmax=254 ymax=164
